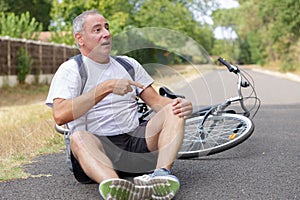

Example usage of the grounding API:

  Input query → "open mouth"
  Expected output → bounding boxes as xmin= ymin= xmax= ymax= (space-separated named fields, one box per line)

xmin=101 ymin=42 xmax=110 ymax=46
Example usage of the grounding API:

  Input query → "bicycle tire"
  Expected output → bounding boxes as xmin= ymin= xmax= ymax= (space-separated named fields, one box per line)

xmin=178 ymin=113 xmax=254 ymax=158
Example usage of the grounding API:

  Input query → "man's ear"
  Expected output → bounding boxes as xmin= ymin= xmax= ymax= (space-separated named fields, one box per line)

xmin=75 ymin=32 xmax=84 ymax=47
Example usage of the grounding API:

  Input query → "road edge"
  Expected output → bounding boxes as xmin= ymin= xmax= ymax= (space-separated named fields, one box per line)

xmin=252 ymin=68 xmax=300 ymax=83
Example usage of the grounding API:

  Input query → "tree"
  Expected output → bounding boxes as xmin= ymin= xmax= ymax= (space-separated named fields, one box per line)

xmin=0 ymin=12 xmax=43 ymax=39
xmin=258 ymin=0 xmax=300 ymax=71
xmin=212 ymin=7 xmax=240 ymax=61
xmin=17 ymin=47 xmax=33 ymax=84
xmin=133 ymin=0 xmax=214 ymax=53
xmin=49 ymin=0 xmax=215 ymax=55
xmin=212 ymin=0 xmax=300 ymax=71
xmin=0 ymin=0 xmax=52 ymax=31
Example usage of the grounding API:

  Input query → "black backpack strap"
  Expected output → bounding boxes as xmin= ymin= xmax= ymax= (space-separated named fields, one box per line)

xmin=69 ymin=54 xmax=87 ymax=95
xmin=112 ymin=56 xmax=139 ymax=96
xmin=111 ymin=56 xmax=135 ymax=81
xmin=70 ymin=54 xmax=136 ymax=95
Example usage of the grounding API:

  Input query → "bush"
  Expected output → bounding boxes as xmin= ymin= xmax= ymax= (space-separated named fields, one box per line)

xmin=17 ymin=47 xmax=33 ymax=84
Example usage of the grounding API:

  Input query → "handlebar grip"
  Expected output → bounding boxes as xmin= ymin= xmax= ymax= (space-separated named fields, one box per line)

xmin=218 ymin=57 xmax=239 ymax=73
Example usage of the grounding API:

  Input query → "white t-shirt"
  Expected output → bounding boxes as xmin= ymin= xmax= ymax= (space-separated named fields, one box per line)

xmin=46 ymin=55 xmax=154 ymax=136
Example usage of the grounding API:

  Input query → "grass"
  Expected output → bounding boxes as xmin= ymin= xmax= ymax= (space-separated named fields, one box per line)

xmin=0 ymin=84 xmax=50 ymax=106
xmin=0 ymin=84 xmax=64 ymax=182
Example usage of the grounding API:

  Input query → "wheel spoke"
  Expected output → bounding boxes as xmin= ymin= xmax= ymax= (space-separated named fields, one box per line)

xmin=179 ymin=114 xmax=253 ymax=158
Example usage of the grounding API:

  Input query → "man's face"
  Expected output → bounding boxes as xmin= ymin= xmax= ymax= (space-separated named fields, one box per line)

xmin=77 ymin=14 xmax=112 ymax=59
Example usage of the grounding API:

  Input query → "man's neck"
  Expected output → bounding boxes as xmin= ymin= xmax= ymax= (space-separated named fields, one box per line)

xmin=82 ymin=52 xmax=110 ymax=64
xmin=92 ymin=56 xmax=110 ymax=64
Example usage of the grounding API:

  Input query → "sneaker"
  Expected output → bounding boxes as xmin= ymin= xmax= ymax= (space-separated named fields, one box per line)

xmin=134 ymin=168 xmax=180 ymax=200
xmin=99 ymin=178 xmax=152 ymax=200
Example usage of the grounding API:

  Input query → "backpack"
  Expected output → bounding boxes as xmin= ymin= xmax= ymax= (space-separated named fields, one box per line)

xmin=71 ymin=54 xmax=136 ymax=94
xmin=64 ymin=54 xmax=136 ymax=172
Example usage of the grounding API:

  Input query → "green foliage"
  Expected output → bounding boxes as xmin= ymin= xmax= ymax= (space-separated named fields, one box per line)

xmin=279 ymin=39 xmax=300 ymax=72
xmin=49 ymin=0 xmax=214 ymax=50
xmin=49 ymin=31 xmax=75 ymax=46
xmin=1 ymin=0 xmax=298 ymax=72
xmin=0 ymin=12 xmax=42 ymax=39
xmin=133 ymin=0 xmax=214 ymax=53
xmin=134 ymin=0 xmax=191 ymax=29
xmin=212 ymin=0 xmax=300 ymax=71
xmin=16 ymin=47 xmax=33 ymax=84
xmin=49 ymin=0 xmax=215 ymax=63
xmin=0 ymin=0 xmax=52 ymax=31
xmin=211 ymin=39 xmax=233 ymax=60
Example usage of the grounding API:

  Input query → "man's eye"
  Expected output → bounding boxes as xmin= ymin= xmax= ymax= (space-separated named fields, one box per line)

xmin=105 ymin=24 xmax=110 ymax=30
xmin=95 ymin=28 xmax=101 ymax=32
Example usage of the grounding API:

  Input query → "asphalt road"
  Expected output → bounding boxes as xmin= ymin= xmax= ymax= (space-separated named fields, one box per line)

xmin=1 ymin=68 xmax=299 ymax=200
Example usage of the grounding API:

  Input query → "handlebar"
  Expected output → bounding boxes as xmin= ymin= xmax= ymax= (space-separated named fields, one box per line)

xmin=217 ymin=57 xmax=253 ymax=117
xmin=218 ymin=57 xmax=240 ymax=74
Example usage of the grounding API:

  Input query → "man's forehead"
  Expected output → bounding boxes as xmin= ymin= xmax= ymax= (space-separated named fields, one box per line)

xmin=85 ymin=14 xmax=107 ymax=26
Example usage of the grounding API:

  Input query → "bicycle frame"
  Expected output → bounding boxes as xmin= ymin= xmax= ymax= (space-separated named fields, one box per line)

xmin=194 ymin=57 xmax=260 ymax=130
xmin=218 ymin=57 xmax=251 ymax=116
xmin=179 ymin=58 xmax=260 ymax=158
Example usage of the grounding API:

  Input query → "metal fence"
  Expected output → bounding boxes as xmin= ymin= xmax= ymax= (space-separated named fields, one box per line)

xmin=0 ymin=36 xmax=79 ymax=76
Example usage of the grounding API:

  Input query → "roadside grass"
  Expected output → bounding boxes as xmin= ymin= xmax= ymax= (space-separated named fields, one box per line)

xmin=0 ymin=84 xmax=64 ymax=182
xmin=0 ymin=84 xmax=50 ymax=106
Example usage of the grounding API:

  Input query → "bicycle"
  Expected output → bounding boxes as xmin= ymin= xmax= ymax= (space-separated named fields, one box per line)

xmin=177 ymin=57 xmax=260 ymax=158
xmin=55 ymin=57 xmax=260 ymax=159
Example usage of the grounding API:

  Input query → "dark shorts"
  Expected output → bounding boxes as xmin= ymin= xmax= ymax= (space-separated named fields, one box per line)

xmin=71 ymin=121 xmax=158 ymax=184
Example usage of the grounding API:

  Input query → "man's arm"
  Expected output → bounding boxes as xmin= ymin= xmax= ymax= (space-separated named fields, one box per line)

xmin=140 ymin=86 xmax=193 ymax=118
xmin=53 ymin=79 xmax=144 ymax=125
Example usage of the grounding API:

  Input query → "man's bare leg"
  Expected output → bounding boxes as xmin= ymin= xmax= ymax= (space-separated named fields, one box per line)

xmin=133 ymin=103 xmax=184 ymax=199
xmin=70 ymin=131 xmax=118 ymax=183
xmin=145 ymin=103 xmax=185 ymax=170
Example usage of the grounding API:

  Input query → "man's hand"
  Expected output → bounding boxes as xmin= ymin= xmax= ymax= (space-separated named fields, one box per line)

xmin=111 ymin=79 xmax=145 ymax=96
xmin=172 ymin=98 xmax=193 ymax=118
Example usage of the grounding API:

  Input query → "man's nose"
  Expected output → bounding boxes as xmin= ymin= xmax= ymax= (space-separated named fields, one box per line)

xmin=103 ymin=28 xmax=111 ymax=38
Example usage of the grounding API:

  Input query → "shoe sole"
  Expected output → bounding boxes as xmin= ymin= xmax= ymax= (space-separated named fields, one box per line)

xmin=99 ymin=178 xmax=152 ymax=200
xmin=134 ymin=176 xmax=179 ymax=199
xmin=152 ymin=193 xmax=175 ymax=200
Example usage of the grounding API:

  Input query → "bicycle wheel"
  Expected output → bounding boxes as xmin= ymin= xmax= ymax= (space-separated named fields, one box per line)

xmin=178 ymin=113 xmax=254 ymax=158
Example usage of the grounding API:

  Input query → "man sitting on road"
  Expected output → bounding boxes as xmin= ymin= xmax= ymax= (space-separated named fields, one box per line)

xmin=46 ymin=9 xmax=192 ymax=200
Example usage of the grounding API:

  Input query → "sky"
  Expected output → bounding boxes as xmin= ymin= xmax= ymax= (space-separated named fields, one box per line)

xmin=218 ymin=0 xmax=239 ymax=9
xmin=213 ymin=0 xmax=239 ymax=39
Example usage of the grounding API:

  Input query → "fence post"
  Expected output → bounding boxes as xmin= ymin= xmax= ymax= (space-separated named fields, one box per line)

xmin=39 ymin=41 xmax=42 ymax=75
xmin=7 ymin=36 xmax=11 ymax=76
xmin=63 ymin=44 xmax=67 ymax=61
xmin=52 ymin=45 xmax=56 ymax=72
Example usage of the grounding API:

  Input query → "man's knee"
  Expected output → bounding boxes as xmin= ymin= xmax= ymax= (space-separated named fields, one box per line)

xmin=70 ymin=131 xmax=107 ymax=163
xmin=70 ymin=131 xmax=103 ymax=153
xmin=163 ymin=103 xmax=184 ymax=123
xmin=70 ymin=131 xmax=84 ymax=149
